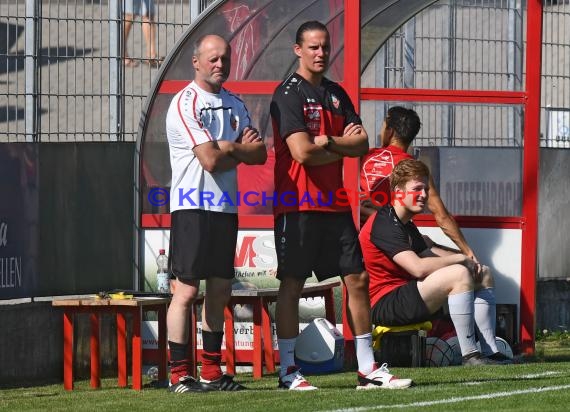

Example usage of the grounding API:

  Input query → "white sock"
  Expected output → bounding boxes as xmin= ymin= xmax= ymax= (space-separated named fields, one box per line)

xmin=448 ymin=291 xmax=478 ymax=356
xmin=355 ymin=333 xmax=375 ymax=375
xmin=474 ymin=288 xmax=499 ymax=355
xmin=278 ymin=338 xmax=297 ymax=377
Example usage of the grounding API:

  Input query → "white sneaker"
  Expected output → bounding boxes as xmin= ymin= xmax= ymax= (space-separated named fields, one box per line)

xmin=356 ymin=363 xmax=412 ymax=390
xmin=278 ymin=366 xmax=318 ymax=391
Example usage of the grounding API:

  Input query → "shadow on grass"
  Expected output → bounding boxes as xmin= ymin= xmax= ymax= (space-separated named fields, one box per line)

xmin=0 ymin=377 xmax=61 ymax=390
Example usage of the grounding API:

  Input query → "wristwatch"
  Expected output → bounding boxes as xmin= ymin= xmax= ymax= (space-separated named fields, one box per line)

xmin=324 ymin=135 xmax=334 ymax=149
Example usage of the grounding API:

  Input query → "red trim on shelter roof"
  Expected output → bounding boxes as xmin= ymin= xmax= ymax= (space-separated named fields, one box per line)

xmin=413 ymin=215 xmax=525 ymax=230
xmin=141 ymin=213 xmax=273 ymax=230
xmin=361 ymin=88 xmax=526 ymax=105
xmin=159 ymin=80 xmax=279 ymax=95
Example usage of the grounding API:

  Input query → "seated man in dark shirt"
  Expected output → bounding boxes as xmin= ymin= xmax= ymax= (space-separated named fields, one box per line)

xmin=359 ymin=159 xmax=511 ymax=365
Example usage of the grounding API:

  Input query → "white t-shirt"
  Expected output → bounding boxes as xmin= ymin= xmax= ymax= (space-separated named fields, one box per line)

xmin=166 ymin=81 xmax=250 ymax=213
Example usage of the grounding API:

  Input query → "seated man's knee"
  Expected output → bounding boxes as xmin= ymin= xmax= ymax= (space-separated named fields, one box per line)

xmin=448 ymin=264 xmax=474 ymax=289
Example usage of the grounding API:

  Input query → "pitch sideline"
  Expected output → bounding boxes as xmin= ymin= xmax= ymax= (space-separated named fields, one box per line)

xmin=323 ymin=383 xmax=570 ymax=411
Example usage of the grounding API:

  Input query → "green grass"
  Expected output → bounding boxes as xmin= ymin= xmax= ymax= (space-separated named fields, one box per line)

xmin=2 ymin=343 xmax=570 ymax=412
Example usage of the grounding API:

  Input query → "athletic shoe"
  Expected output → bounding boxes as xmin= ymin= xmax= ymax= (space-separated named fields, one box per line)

xmin=169 ymin=375 xmax=215 ymax=393
xmin=462 ymin=351 xmax=502 ymax=365
xmin=200 ymin=374 xmax=247 ymax=391
xmin=278 ymin=366 xmax=318 ymax=391
xmin=356 ymin=363 xmax=413 ymax=390
xmin=486 ymin=352 xmax=514 ymax=364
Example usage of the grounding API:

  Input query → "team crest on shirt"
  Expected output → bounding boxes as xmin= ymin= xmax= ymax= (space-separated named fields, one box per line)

xmin=230 ymin=114 xmax=238 ymax=131
xmin=304 ymin=107 xmax=321 ymax=133
xmin=307 ymin=110 xmax=320 ymax=120
xmin=331 ymin=94 xmax=340 ymax=109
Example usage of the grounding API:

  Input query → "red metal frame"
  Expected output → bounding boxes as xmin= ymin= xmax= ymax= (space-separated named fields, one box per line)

xmin=519 ymin=0 xmax=543 ymax=355
xmin=141 ymin=213 xmax=273 ymax=229
xmin=356 ymin=1 xmax=542 ymax=355
xmin=412 ymin=215 xmax=525 ymax=230
xmin=142 ymin=0 xmax=542 ymax=354
xmin=159 ymin=80 xmax=279 ymax=95
xmin=361 ymin=88 xmax=526 ymax=105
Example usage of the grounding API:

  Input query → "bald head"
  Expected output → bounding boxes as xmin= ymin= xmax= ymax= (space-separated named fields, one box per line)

xmin=193 ymin=34 xmax=230 ymax=57
xmin=192 ymin=34 xmax=231 ymax=93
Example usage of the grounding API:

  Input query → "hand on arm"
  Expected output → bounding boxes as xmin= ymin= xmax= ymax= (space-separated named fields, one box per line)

xmin=286 ymin=131 xmax=343 ymax=166
xmin=314 ymin=123 xmax=369 ymax=158
xmin=393 ymin=249 xmax=470 ymax=279
xmin=193 ymin=140 xmax=240 ymax=173
xmin=424 ymin=246 xmax=484 ymax=281
xmin=224 ymin=126 xmax=267 ymax=165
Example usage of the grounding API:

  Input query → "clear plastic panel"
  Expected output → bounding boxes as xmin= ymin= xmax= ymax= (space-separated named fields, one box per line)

xmin=361 ymin=101 xmax=523 ymax=216
xmin=140 ymin=94 xmax=274 ymax=214
xmin=162 ymin=0 xmax=344 ymax=82
xmin=361 ymin=0 xmax=524 ymax=91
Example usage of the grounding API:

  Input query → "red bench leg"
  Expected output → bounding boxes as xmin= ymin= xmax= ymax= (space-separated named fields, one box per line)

xmin=261 ymin=298 xmax=275 ymax=373
xmin=63 ymin=311 xmax=74 ymax=391
xmin=116 ymin=312 xmax=128 ymax=387
xmin=252 ymin=299 xmax=263 ymax=379
xmin=90 ymin=313 xmax=101 ymax=389
xmin=132 ymin=307 xmax=143 ymax=390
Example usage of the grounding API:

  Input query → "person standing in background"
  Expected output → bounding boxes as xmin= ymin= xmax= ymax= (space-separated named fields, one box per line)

xmin=360 ymin=106 xmax=478 ymax=262
xmin=123 ymin=0 xmax=162 ymax=68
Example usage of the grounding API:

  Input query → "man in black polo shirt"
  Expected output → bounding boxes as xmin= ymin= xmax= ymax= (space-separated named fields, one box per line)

xmin=270 ymin=20 xmax=412 ymax=390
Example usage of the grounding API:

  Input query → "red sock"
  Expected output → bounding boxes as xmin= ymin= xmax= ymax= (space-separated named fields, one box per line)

xmin=169 ymin=360 xmax=190 ymax=385
xmin=200 ymin=350 xmax=222 ymax=381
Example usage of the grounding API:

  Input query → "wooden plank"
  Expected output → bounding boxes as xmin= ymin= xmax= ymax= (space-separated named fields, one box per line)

xmin=52 ymin=297 xmax=171 ymax=307
xmin=52 ymin=299 xmax=83 ymax=306
xmin=229 ymin=280 xmax=340 ymax=298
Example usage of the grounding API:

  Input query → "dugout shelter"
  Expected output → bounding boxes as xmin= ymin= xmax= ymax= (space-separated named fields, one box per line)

xmin=135 ymin=0 xmax=544 ymax=354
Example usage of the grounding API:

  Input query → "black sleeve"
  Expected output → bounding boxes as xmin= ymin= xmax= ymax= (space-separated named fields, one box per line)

xmin=407 ymin=223 xmax=429 ymax=255
xmin=334 ymin=84 xmax=362 ymax=127
xmin=270 ymin=87 xmax=308 ymax=140
xmin=369 ymin=209 xmax=414 ymax=259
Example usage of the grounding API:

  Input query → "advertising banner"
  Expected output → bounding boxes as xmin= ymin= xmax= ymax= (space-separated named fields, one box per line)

xmin=0 ymin=145 xmax=39 ymax=299
xmin=438 ymin=148 xmax=522 ymax=216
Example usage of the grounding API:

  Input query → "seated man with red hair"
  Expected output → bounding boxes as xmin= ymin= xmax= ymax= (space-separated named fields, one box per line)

xmin=359 ymin=159 xmax=511 ymax=365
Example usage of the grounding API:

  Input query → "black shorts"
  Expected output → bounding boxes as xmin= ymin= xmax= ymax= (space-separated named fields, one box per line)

xmin=274 ymin=212 xmax=364 ymax=281
xmin=371 ymin=281 xmax=433 ymax=326
xmin=169 ymin=209 xmax=237 ymax=280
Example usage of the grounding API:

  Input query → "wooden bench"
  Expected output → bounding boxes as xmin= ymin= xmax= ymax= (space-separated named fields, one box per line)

xmin=52 ymin=296 xmax=169 ymax=391
xmin=190 ymin=280 xmax=340 ymax=379
xmin=53 ymin=281 xmax=340 ymax=388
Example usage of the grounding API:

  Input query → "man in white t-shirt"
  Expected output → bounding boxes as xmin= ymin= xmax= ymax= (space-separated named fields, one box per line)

xmin=165 ymin=34 xmax=266 ymax=393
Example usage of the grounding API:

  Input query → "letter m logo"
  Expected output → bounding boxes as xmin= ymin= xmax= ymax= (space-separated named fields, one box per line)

xmin=234 ymin=236 xmax=256 ymax=267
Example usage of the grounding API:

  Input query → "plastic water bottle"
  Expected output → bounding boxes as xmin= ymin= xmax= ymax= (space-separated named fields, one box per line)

xmin=156 ymin=249 xmax=170 ymax=294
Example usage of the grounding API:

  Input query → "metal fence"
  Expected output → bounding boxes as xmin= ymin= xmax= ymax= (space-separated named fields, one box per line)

xmin=0 ymin=0 xmax=215 ymax=142
xmin=1 ymin=0 xmax=569 ymax=144
xmin=371 ymin=0 xmax=570 ymax=148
